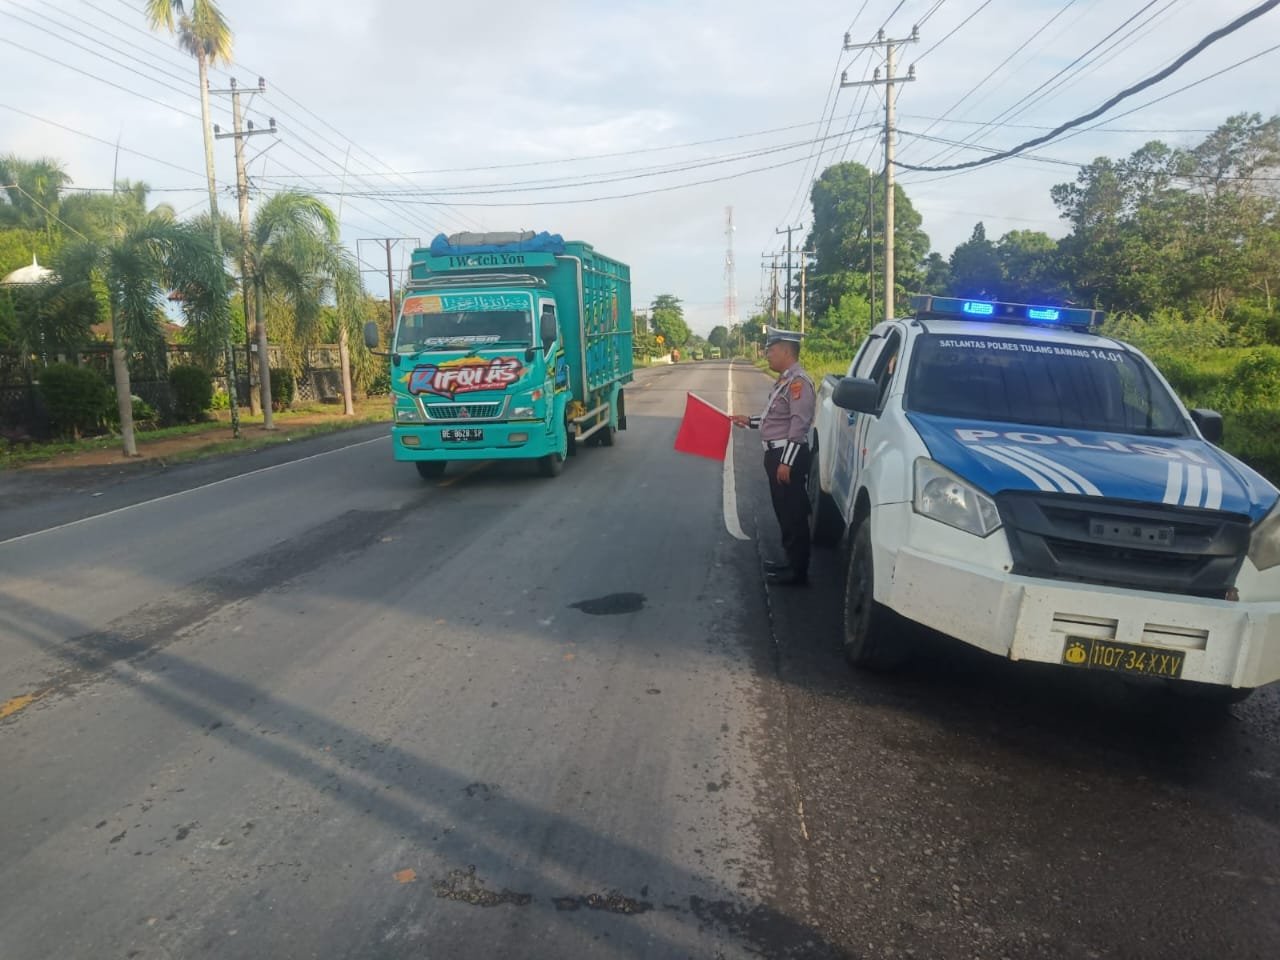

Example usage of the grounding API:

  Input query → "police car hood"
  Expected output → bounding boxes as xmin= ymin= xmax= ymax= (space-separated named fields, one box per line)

xmin=907 ymin=413 xmax=1278 ymax=523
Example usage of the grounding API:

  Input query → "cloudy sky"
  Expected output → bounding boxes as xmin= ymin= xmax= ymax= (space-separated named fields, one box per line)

xmin=2 ymin=0 xmax=1278 ymax=333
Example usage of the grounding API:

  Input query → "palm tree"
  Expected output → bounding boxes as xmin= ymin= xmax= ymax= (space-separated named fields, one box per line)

xmin=56 ymin=209 xmax=224 ymax=457
xmin=144 ymin=0 xmax=241 ymax=438
xmin=0 ymin=155 xmax=72 ymax=239
xmin=243 ymin=191 xmax=363 ymax=423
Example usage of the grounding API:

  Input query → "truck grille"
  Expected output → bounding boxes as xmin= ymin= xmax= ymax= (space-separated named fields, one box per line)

xmin=996 ymin=492 xmax=1251 ymax=598
xmin=422 ymin=401 xmax=504 ymax=421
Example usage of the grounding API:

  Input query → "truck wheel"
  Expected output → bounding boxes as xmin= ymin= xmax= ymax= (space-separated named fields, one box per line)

xmin=807 ymin=451 xmax=843 ymax=547
xmin=598 ymin=424 xmax=615 ymax=447
xmin=415 ymin=461 xmax=446 ymax=480
xmin=1170 ymin=681 xmax=1254 ymax=705
xmin=843 ymin=523 xmax=910 ymax=671
xmin=538 ymin=452 xmax=564 ymax=477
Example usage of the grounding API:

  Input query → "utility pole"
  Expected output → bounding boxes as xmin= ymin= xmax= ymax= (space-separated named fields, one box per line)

xmin=843 ymin=26 xmax=917 ymax=320
xmin=214 ymin=78 xmax=277 ymax=424
xmin=868 ymin=174 xmax=876 ymax=324
xmin=357 ymin=238 xmax=419 ymax=345
xmin=799 ymin=249 xmax=812 ymax=333
xmin=775 ymin=223 xmax=802 ymax=326
xmin=760 ymin=252 xmax=782 ymax=322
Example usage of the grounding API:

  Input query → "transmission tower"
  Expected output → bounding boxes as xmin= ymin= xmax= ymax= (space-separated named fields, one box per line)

xmin=723 ymin=206 xmax=738 ymax=327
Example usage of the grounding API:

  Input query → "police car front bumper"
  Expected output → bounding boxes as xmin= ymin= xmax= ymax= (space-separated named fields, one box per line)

xmin=887 ymin=541 xmax=1280 ymax=690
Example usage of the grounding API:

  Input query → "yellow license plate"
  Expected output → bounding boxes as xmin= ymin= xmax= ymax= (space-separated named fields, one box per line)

xmin=1061 ymin=637 xmax=1185 ymax=679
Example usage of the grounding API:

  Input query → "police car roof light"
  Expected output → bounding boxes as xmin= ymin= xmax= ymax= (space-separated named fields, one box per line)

xmin=910 ymin=295 xmax=1104 ymax=332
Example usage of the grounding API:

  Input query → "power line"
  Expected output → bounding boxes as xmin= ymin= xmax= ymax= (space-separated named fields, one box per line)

xmin=0 ymin=101 xmax=206 ymax=178
xmin=912 ymin=0 xmax=996 ymax=64
xmin=251 ymin=117 xmax=838 ymax=179
xmin=895 ymin=0 xmax=1280 ymax=173
xmin=284 ymin=127 xmax=880 ymax=198
xmin=0 ymin=35 xmax=202 ymax=121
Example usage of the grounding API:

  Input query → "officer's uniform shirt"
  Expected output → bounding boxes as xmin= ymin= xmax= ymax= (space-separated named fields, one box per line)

xmin=748 ymin=361 xmax=816 ymax=467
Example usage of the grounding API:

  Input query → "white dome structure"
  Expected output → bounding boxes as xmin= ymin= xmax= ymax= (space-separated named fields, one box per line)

xmin=1 ymin=255 xmax=55 ymax=286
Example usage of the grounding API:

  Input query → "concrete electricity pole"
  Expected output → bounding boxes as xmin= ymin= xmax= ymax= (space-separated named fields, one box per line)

xmin=775 ymin=223 xmax=802 ymax=327
xmin=799 ymin=249 xmax=813 ymax=333
xmin=214 ymin=78 xmax=277 ymax=424
xmin=843 ymin=27 xmax=917 ymax=320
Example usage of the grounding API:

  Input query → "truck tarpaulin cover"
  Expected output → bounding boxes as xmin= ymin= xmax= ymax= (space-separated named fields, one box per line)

xmin=429 ymin=232 xmax=566 ymax=256
xmin=674 ymin=392 xmax=731 ymax=461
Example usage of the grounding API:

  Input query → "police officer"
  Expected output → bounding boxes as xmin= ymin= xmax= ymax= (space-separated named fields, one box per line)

xmin=732 ymin=326 xmax=816 ymax=586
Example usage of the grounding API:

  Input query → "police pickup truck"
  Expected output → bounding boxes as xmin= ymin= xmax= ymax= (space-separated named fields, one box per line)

xmin=808 ymin=295 xmax=1280 ymax=701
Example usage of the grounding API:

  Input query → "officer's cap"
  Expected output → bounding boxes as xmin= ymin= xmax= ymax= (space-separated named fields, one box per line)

xmin=764 ymin=325 xmax=805 ymax=348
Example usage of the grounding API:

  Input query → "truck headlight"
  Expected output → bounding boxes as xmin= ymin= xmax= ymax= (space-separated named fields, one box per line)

xmin=511 ymin=406 xmax=536 ymax=418
xmin=1249 ymin=499 xmax=1280 ymax=571
xmin=913 ymin=458 xmax=1002 ymax=537
xmin=395 ymin=405 xmax=422 ymax=422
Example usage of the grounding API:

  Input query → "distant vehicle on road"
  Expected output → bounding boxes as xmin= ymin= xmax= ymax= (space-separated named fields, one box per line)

xmin=810 ymin=295 xmax=1280 ymax=702
xmin=367 ymin=232 xmax=632 ymax=479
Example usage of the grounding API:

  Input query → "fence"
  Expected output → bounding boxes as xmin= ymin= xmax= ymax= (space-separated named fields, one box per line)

xmin=0 ymin=343 xmax=357 ymax=438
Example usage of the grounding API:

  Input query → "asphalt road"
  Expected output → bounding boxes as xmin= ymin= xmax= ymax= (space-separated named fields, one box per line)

xmin=2 ymin=361 xmax=1278 ymax=959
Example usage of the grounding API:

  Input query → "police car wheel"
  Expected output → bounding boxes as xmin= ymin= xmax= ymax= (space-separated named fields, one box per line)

xmin=843 ymin=523 xmax=909 ymax=671
xmin=415 ymin=461 xmax=447 ymax=480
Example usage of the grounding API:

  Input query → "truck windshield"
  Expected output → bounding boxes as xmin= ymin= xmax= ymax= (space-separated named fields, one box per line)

xmin=905 ymin=334 xmax=1189 ymax=437
xmin=395 ymin=304 xmax=532 ymax=354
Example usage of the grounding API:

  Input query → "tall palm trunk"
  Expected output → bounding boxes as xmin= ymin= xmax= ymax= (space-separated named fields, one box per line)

xmin=252 ymin=278 xmax=274 ymax=426
xmin=197 ymin=49 xmax=241 ymax=436
xmin=110 ymin=301 xmax=138 ymax=456
xmin=338 ymin=324 xmax=355 ymax=416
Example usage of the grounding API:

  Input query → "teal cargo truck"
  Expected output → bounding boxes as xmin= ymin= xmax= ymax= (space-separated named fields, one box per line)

xmin=365 ymin=232 xmax=632 ymax=479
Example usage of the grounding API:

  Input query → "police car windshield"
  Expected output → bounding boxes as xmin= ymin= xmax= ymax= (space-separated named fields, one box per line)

xmin=905 ymin=334 xmax=1189 ymax=437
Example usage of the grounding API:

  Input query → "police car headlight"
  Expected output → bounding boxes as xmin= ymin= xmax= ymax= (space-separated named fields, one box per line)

xmin=1249 ymin=500 xmax=1280 ymax=571
xmin=914 ymin=458 xmax=1002 ymax=538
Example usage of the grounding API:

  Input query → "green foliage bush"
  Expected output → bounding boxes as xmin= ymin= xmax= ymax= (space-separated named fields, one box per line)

xmin=38 ymin=363 xmax=111 ymax=439
xmin=269 ymin=368 xmax=294 ymax=409
xmin=169 ymin=364 xmax=214 ymax=422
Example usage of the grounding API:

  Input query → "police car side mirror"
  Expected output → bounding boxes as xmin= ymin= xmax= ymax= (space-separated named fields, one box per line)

xmin=833 ymin=376 xmax=880 ymax=414
xmin=1190 ymin=408 xmax=1223 ymax=445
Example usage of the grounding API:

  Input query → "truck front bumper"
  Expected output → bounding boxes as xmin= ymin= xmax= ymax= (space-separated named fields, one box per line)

xmin=391 ymin=422 xmax=558 ymax=462
xmin=888 ymin=547 xmax=1280 ymax=690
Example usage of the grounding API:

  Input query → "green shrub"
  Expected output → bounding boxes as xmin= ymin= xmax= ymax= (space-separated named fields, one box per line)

xmin=38 ymin=363 xmax=111 ymax=439
xmin=210 ymin=389 xmax=231 ymax=411
xmin=1223 ymin=409 xmax=1280 ymax=486
xmin=269 ymin=368 xmax=294 ymax=409
xmin=365 ymin=368 xmax=391 ymax=397
xmin=169 ymin=364 xmax=214 ymax=422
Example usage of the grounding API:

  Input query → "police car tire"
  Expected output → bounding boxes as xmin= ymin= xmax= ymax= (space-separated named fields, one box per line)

xmin=843 ymin=523 xmax=909 ymax=671
xmin=415 ymin=461 xmax=447 ymax=480
xmin=538 ymin=452 xmax=565 ymax=477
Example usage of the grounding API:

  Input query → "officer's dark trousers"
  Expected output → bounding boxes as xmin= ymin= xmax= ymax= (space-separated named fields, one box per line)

xmin=765 ymin=446 xmax=811 ymax=576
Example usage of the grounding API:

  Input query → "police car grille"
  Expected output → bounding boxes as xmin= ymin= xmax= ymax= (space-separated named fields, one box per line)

xmin=997 ymin=492 xmax=1251 ymax=598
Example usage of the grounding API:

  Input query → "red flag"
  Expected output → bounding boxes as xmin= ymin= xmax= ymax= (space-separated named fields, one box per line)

xmin=674 ymin=392 xmax=731 ymax=461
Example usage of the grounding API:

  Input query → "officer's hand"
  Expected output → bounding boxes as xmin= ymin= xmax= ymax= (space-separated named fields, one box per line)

xmin=731 ymin=415 xmax=750 ymax=428
xmin=776 ymin=463 xmax=792 ymax=485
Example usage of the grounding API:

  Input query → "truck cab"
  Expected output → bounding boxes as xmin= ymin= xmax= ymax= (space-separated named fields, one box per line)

xmin=810 ymin=295 xmax=1280 ymax=700
xmin=367 ymin=232 xmax=632 ymax=479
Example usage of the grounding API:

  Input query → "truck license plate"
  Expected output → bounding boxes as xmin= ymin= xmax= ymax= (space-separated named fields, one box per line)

xmin=1061 ymin=637 xmax=1185 ymax=678
xmin=441 ymin=429 xmax=483 ymax=442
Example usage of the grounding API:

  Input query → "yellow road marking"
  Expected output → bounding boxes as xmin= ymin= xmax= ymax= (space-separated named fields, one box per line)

xmin=437 ymin=461 xmax=493 ymax=488
xmin=0 ymin=693 xmax=39 ymax=720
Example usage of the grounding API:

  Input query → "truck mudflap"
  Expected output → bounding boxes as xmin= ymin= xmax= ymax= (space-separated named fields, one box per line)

xmin=886 ymin=546 xmax=1280 ymax=690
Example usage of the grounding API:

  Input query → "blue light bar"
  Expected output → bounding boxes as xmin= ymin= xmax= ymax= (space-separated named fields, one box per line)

xmin=909 ymin=295 xmax=1104 ymax=332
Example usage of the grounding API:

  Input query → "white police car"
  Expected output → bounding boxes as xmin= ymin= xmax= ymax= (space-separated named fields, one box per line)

xmin=810 ymin=295 xmax=1280 ymax=700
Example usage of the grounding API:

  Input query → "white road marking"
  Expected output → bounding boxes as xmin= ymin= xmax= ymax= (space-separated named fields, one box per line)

xmin=0 ymin=434 xmax=389 ymax=547
xmin=723 ymin=363 xmax=750 ymax=541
